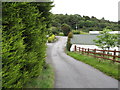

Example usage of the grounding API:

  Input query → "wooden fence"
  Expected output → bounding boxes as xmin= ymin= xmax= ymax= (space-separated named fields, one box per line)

xmin=74 ymin=45 xmax=120 ymax=63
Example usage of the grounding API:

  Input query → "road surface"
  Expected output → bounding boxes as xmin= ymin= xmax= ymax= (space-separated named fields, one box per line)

xmin=46 ymin=36 xmax=118 ymax=88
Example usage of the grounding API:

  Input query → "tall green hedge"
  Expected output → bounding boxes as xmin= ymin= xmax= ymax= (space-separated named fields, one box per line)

xmin=2 ymin=2 xmax=53 ymax=88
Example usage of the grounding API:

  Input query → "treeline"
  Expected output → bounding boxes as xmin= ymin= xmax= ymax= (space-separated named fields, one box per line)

xmin=50 ymin=14 xmax=119 ymax=34
xmin=2 ymin=2 xmax=53 ymax=88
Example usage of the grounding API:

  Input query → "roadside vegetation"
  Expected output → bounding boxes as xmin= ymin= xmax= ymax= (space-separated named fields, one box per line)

xmin=2 ymin=2 xmax=54 ymax=88
xmin=66 ymin=28 xmax=119 ymax=80
xmin=2 ymin=1 xmax=119 ymax=89
xmin=48 ymin=34 xmax=58 ymax=43
xmin=66 ymin=32 xmax=73 ymax=51
xmin=66 ymin=51 xmax=119 ymax=80
xmin=24 ymin=64 xmax=54 ymax=88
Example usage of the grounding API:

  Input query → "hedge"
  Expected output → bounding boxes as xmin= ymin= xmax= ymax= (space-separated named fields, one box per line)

xmin=2 ymin=2 xmax=53 ymax=88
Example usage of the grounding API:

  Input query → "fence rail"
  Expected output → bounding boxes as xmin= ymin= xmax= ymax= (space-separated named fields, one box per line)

xmin=74 ymin=45 xmax=120 ymax=63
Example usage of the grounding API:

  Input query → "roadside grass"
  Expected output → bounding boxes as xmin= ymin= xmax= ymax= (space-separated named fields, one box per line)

xmin=24 ymin=64 xmax=54 ymax=88
xmin=80 ymin=31 xmax=88 ymax=34
xmin=66 ymin=51 xmax=119 ymax=80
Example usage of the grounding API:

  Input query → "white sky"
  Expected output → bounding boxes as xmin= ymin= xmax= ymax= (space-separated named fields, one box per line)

xmin=51 ymin=0 xmax=120 ymax=22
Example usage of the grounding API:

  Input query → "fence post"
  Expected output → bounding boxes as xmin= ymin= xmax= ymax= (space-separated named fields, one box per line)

xmin=79 ymin=47 xmax=80 ymax=53
xmin=82 ymin=48 xmax=84 ymax=54
xmin=74 ymin=45 xmax=77 ymax=52
xmin=118 ymin=45 xmax=120 ymax=61
xmin=119 ymin=51 xmax=120 ymax=61
xmin=85 ymin=49 xmax=86 ymax=54
xmin=113 ymin=49 xmax=116 ymax=62
xmin=103 ymin=50 xmax=105 ymax=57
xmin=94 ymin=49 xmax=96 ymax=58
xmin=88 ymin=48 xmax=89 ymax=55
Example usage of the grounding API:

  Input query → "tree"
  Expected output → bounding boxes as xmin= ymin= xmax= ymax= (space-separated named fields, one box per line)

xmin=61 ymin=24 xmax=71 ymax=36
xmin=94 ymin=28 xmax=119 ymax=50
xmin=83 ymin=15 xmax=90 ymax=20
xmin=51 ymin=14 xmax=118 ymax=33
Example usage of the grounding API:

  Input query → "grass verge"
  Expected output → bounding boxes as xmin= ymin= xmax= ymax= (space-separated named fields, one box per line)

xmin=24 ymin=64 xmax=54 ymax=88
xmin=66 ymin=51 xmax=119 ymax=80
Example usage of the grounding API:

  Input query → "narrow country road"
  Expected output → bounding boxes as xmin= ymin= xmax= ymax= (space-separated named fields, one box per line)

xmin=46 ymin=36 xmax=118 ymax=88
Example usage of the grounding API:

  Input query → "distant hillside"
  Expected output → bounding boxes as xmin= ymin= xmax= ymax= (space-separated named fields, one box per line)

xmin=51 ymin=14 xmax=119 ymax=32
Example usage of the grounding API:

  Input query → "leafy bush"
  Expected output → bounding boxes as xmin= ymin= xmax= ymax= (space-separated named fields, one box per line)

xmin=48 ymin=34 xmax=56 ymax=43
xmin=48 ymin=37 xmax=53 ymax=43
xmin=58 ymin=32 xmax=64 ymax=36
xmin=2 ymin=2 xmax=53 ymax=88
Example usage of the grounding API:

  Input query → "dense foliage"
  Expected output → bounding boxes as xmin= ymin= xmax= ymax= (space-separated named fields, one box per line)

xmin=61 ymin=24 xmax=71 ymax=36
xmin=2 ymin=2 xmax=53 ymax=88
xmin=51 ymin=14 xmax=119 ymax=34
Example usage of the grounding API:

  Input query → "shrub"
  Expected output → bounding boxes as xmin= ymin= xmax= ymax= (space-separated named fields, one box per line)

xmin=72 ymin=30 xmax=80 ymax=34
xmin=51 ymin=34 xmax=55 ymax=39
xmin=66 ymin=32 xmax=73 ymax=51
xmin=48 ymin=37 xmax=53 ymax=43
xmin=66 ymin=38 xmax=72 ymax=51
xmin=68 ymin=32 xmax=73 ymax=38
xmin=48 ymin=34 xmax=55 ymax=43
xmin=80 ymin=31 xmax=88 ymax=34
xmin=58 ymin=32 xmax=64 ymax=36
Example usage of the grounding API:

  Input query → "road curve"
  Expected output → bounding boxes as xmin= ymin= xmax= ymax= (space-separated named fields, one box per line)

xmin=46 ymin=36 xmax=118 ymax=88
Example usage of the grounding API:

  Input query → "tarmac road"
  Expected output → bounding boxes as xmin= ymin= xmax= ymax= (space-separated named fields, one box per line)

xmin=46 ymin=36 xmax=118 ymax=88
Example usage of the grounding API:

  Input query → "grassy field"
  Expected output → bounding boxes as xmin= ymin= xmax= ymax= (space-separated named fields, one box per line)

xmin=24 ymin=64 xmax=54 ymax=88
xmin=67 ymin=51 xmax=119 ymax=80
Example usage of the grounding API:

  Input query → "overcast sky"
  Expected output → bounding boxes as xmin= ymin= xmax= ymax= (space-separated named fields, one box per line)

xmin=51 ymin=0 xmax=119 ymax=22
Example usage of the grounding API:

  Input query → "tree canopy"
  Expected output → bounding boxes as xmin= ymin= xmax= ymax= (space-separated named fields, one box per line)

xmin=61 ymin=24 xmax=71 ymax=36
xmin=51 ymin=14 xmax=119 ymax=33
xmin=94 ymin=28 xmax=119 ymax=50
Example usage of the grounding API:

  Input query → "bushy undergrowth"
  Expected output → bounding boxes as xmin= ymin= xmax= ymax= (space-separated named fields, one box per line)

xmin=2 ymin=2 xmax=53 ymax=88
